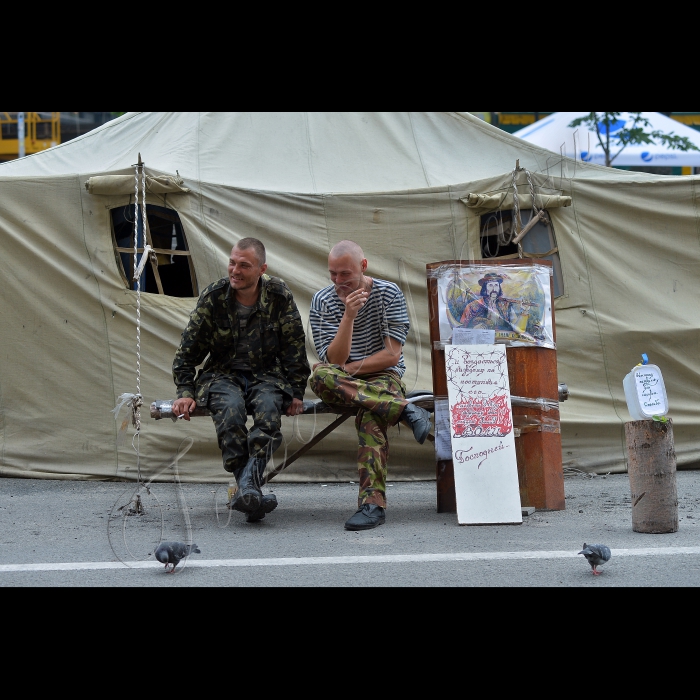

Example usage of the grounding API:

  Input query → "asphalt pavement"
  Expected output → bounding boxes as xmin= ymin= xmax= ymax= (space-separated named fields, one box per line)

xmin=1 ymin=471 xmax=699 ymax=586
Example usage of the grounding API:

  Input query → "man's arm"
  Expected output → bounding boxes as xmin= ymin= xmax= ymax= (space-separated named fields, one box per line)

xmin=277 ymin=292 xmax=311 ymax=408
xmin=325 ymin=287 xmax=368 ymax=365
xmin=342 ymin=285 xmax=410 ymax=375
xmin=172 ymin=299 xmax=212 ymax=419
xmin=344 ymin=335 xmax=402 ymax=376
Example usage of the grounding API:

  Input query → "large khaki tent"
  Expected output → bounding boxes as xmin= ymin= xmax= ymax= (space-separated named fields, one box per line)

xmin=0 ymin=112 xmax=698 ymax=483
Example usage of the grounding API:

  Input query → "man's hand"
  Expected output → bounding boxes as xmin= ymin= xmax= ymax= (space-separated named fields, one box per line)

xmin=343 ymin=288 xmax=369 ymax=321
xmin=172 ymin=397 xmax=197 ymax=421
xmin=286 ymin=398 xmax=304 ymax=417
xmin=325 ymin=285 xmax=370 ymax=365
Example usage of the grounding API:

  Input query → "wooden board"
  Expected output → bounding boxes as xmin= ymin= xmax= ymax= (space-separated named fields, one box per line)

xmin=445 ymin=344 xmax=522 ymax=525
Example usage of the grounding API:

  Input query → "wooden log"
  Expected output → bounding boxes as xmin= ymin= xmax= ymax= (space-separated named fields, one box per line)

xmin=626 ymin=419 xmax=678 ymax=534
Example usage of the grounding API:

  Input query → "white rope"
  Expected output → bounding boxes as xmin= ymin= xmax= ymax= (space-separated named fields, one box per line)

xmin=134 ymin=162 xmax=143 ymax=404
xmin=110 ymin=159 xmax=147 ymax=483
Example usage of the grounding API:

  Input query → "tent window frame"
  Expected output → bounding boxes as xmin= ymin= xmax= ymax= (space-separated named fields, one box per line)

xmin=479 ymin=208 xmax=564 ymax=298
xmin=110 ymin=203 xmax=199 ymax=298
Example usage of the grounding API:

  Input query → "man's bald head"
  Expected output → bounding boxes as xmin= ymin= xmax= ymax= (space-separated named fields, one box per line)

xmin=328 ymin=240 xmax=368 ymax=295
xmin=329 ymin=240 xmax=365 ymax=264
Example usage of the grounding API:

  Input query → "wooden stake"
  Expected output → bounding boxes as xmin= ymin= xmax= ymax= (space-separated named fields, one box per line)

xmin=625 ymin=419 xmax=678 ymax=534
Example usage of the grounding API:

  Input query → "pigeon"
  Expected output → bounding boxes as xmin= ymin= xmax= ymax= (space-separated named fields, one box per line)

xmin=578 ymin=543 xmax=611 ymax=575
xmin=154 ymin=541 xmax=201 ymax=573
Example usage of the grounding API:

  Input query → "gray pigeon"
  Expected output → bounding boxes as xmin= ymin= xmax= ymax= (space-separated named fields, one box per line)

xmin=154 ymin=541 xmax=201 ymax=573
xmin=578 ymin=543 xmax=611 ymax=576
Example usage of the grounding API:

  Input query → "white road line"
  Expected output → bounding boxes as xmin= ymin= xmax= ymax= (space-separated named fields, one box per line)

xmin=1 ymin=546 xmax=699 ymax=573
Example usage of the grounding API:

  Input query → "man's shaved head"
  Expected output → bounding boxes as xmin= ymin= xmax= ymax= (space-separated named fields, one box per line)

xmin=329 ymin=240 xmax=365 ymax=263
xmin=327 ymin=240 xmax=368 ymax=296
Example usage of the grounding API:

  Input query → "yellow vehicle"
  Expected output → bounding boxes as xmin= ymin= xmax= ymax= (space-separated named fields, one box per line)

xmin=0 ymin=112 xmax=60 ymax=161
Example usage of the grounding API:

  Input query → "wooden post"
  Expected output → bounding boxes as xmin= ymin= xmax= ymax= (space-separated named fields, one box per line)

xmin=508 ymin=345 xmax=565 ymax=511
xmin=626 ymin=419 xmax=678 ymax=534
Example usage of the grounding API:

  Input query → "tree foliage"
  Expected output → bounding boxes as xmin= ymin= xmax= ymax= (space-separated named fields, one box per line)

xmin=568 ymin=112 xmax=700 ymax=167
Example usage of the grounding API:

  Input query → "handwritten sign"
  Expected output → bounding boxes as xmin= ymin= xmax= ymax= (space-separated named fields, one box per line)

xmin=445 ymin=344 xmax=522 ymax=525
xmin=633 ymin=366 xmax=668 ymax=416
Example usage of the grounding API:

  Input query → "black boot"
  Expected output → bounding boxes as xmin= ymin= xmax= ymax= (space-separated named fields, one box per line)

xmin=230 ymin=456 xmax=263 ymax=513
xmin=246 ymin=494 xmax=279 ymax=523
xmin=401 ymin=403 xmax=432 ymax=444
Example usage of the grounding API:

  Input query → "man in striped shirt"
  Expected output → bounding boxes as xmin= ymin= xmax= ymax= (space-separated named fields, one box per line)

xmin=310 ymin=240 xmax=432 ymax=531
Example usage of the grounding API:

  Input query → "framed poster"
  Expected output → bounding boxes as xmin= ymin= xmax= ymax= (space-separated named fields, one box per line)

xmin=445 ymin=344 xmax=522 ymax=525
xmin=435 ymin=262 xmax=554 ymax=349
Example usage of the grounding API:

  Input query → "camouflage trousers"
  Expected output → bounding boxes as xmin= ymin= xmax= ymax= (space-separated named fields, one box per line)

xmin=207 ymin=373 xmax=284 ymax=475
xmin=310 ymin=364 xmax=408 ymax=508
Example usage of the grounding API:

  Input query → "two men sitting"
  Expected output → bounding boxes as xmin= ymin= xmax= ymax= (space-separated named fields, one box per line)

xmin=172 ymin=238 xmax=431 ymax=531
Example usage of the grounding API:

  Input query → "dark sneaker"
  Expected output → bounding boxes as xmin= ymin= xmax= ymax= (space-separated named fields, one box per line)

xmin=344 ymin=504 xmax=386 ymax=531
xmin=401 ymin=403 xmax=432 ymax=444
xmin=246 ymin=494 xmax=279 ymax=523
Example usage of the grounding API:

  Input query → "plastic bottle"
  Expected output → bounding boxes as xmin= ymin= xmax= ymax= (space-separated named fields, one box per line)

xmin=623 ymin=354 xmax=669 ymax=420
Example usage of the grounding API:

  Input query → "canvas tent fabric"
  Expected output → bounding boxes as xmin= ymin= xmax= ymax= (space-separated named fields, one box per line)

xmin=0 ymin=111 xmax=698 ymax=484
xmin=513 ymin=112 xmax=700 ymax=167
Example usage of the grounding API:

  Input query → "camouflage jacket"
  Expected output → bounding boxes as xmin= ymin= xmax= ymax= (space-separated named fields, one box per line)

xmin=172 ymin=275 xmax=310 ymax=407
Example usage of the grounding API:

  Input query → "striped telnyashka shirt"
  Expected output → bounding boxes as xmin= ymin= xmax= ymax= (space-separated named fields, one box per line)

xmin=310 ymin=278 xmax=410 ymax=377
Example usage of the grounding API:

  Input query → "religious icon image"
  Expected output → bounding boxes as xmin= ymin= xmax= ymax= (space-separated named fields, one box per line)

xmin=436 ymin=263 xmax=555 ymax=348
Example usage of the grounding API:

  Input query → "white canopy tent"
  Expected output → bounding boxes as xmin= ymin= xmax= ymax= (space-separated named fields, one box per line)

xmin=513 ymin=112 xmax=700 ymax=167
xmin=0 ymin=112 xmax=698 ymax=483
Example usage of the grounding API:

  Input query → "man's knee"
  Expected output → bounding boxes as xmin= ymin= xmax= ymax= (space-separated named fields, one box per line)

xmin=208 ymin=380 xmax=246 ymax=414
xmin=311 ymin=362 xmax=337 ymax=385
xmin=212 ymin=403 xmax=247 ymax=432
xmin=249 ymin=387 xmax=284 ymax=428
xmin=310 ymin=363 xmax=348 ymax=397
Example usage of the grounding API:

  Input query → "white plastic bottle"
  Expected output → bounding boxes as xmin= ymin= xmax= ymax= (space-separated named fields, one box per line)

xmin=623 ymin=355 xmax=669 ymax=421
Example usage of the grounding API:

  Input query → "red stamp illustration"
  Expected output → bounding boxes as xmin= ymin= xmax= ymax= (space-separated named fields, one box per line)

xmin=450 ymin=394 xmax=512 ymax=438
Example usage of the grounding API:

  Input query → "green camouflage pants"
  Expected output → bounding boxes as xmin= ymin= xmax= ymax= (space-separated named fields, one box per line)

xmin=310 ymin=364 xmax=407 ymax=508
xmin=207 ymin=373 xmax=284 ymax=475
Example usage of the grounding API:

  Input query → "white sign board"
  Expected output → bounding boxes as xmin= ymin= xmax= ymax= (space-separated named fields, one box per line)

xmin=445 ymin=344 xmax=522 ymax=525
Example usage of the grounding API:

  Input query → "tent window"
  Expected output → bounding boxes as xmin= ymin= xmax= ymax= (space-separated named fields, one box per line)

xmin=480 ymin=209 xmax=564 ymax=298
xmin=111 ymin=204 xmax=198 ymax=297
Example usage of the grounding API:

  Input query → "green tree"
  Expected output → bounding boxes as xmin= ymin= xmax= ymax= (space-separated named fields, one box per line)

xmin=569 ymin=112 xmax=700 ymax=167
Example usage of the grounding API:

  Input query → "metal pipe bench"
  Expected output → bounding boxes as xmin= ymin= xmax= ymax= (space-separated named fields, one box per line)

xmin=150 ymin=384 xmax=568 ymax=484
xmin=150 ymin=390 xmax=435 ymax=483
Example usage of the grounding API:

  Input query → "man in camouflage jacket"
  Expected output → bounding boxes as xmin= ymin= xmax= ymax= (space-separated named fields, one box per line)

xmin=172 ymin=238 xmax=310 ymax=523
